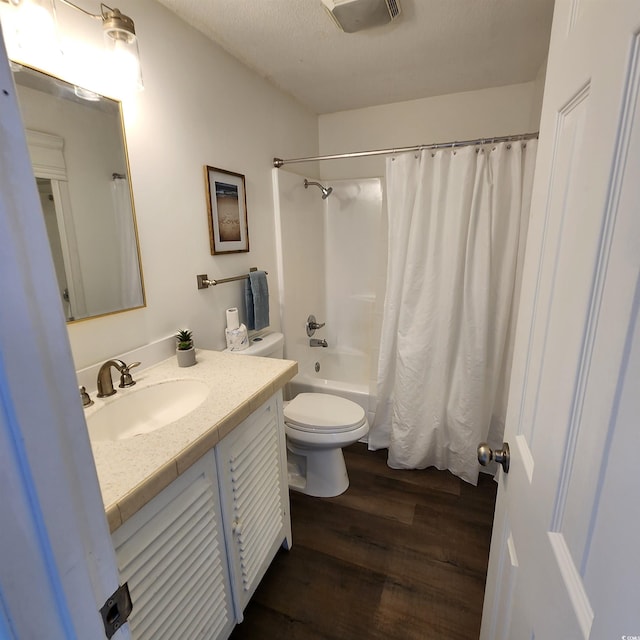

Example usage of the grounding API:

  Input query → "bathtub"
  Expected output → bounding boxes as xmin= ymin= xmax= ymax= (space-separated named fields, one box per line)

xmin=286 ymin=348 xmax=374 ymax=423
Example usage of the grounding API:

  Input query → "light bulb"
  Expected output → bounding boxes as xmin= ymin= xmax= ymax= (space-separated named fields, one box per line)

xmin=105 ymin=36 xmax=143 ymax=95
xmin=102 ymin=8 xmax=143 ymax=94
xmin=8 ymin=0 xmax=59 ymax=67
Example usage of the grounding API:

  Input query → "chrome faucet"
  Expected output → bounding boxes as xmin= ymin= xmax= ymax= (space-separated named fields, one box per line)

xmin=310 ymin=338 xmax=328 ymax=348
xmin=96 ymin=359 xmax=140 ymax=398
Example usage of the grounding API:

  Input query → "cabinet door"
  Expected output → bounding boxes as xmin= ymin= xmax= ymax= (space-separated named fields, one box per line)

xmin=112 ymin=451 xmax=234 ymax=640
xmin=216 ymin=393 xmax=291 ymax=620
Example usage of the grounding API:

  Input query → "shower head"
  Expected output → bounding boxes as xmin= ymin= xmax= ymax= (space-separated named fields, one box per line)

xmin=304 ymin=179 xmax=333 ymax=199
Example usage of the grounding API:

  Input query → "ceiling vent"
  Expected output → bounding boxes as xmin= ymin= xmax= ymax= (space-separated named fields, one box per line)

xmin=321 ymin=0 xmax=401 ymax=33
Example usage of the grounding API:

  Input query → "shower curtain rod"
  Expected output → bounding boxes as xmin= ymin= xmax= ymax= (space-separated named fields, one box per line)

xmin=272 ymin=131 xmax=539 ymax=168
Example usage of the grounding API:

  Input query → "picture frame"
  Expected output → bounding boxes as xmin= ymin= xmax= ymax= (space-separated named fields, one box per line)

xmin=204 ymin=165 xmax=249 ymax=254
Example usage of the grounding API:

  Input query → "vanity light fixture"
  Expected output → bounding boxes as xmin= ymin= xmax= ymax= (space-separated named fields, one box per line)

xmin=0 ymin=0 xmax=143 ymax=91
xmin=0 ymin=0 xmax=59 ymax=65
xmin=60 ymin=0 xmax=143 ymax=90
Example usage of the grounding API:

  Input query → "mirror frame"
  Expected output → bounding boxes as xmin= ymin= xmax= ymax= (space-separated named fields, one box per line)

xmin=12 ymin=62 xmax=146 ymax=324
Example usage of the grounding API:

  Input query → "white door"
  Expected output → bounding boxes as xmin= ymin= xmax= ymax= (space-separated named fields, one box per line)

xmin=0 ymin=34 xmax=128 ymax=639
xmin=481 ymin=1 xmax=640 ymax=638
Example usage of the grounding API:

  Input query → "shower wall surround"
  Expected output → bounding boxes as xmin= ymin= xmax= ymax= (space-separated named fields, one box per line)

xmin=324 ymin=178 xmax=382 ymax=360
xmin=274 ymin=169 xmax=326 ymax=362
xmin=275 ymin=170 xmax=384 ymax=367
xmin=275 ymin=170 xmax=383 ymax=419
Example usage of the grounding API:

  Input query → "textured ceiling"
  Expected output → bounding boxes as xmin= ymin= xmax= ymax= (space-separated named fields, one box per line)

xmin=155 ymin=0 xmax=555 ymax=114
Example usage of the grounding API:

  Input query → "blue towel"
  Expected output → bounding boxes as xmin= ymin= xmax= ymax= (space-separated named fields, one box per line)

xmin=243 ymin=278 xmax=254 ymax=330
xmin=244 ymin=270 xmax=269 ymax=330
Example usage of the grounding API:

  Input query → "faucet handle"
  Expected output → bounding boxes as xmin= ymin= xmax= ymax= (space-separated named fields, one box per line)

xmin=119 ymin=361 xmax=141 ymax=388
xmin=79 ymin=385 xmax=93 ymax=407
xmin=306 ymin=314 xmax=326 ymax=336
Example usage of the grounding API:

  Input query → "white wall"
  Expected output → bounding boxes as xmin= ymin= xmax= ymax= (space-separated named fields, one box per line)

xmin=2 ymin=0 xmax=319 ymax=369
xmin=318 ymin=81 xmax=541 ymax=180
xmin=530 ymin=57 xmax=548 ymax=130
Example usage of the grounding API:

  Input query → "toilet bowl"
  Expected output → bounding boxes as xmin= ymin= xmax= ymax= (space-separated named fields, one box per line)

xmin=225 ymin=332 xmax=368 ymax=497
xmin=283 ymin=392 xmax=368 ymax=497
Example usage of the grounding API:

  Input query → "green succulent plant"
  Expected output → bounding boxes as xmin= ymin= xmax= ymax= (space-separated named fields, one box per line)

xmin=175 ymin=329 xmax=193 ymax=350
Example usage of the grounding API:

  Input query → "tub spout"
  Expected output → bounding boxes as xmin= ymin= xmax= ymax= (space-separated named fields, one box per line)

xmin=310 ymin=338 xmax=328 ymax=348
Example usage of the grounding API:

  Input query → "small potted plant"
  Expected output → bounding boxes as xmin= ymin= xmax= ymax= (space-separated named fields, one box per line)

xmin=175 ymin=329 xmax=196 ymax=367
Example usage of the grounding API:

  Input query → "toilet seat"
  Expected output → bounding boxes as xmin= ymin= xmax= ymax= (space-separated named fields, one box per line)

xmin=284 ymin=393 xmax=366 ymax=433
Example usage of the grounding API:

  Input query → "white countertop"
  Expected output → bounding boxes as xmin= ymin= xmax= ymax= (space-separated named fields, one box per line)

xmin=86 ymin=349 xmax=297 ymax=532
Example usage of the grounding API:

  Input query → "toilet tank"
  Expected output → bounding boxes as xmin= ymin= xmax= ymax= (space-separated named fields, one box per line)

xmin=227 ymin=332 xmax=284 ymax=358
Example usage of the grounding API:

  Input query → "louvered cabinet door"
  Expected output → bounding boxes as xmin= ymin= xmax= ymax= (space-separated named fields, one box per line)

xmin=112 ymin=451 xmax=234 ymax=640
xmin=216 ymin=393 xmax=291 ymax=620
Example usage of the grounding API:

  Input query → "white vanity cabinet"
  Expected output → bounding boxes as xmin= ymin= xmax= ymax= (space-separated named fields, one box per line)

xmin=111 ymin=391 xmax=291 ymax=638
xmin=111 ymin=450 xmax=235 ymax=640
xmin=215 ymin=392 xmax=292 ymax=620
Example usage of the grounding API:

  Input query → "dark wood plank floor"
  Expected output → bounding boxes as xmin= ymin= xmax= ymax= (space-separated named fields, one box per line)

xmin=230 ymin=443 xmax=497 ymax=640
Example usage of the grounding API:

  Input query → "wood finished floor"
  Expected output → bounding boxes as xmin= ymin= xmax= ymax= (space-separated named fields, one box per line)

xmin=230 ymin=443 xmax=498 ymax=640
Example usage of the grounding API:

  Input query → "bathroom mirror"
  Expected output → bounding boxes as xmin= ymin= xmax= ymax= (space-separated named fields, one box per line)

xmin=12 ymin=63 xmax=145 ymax=322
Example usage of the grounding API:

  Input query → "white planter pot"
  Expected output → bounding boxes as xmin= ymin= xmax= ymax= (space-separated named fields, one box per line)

xmin=176 ymin=346 xmax=196 ymax=367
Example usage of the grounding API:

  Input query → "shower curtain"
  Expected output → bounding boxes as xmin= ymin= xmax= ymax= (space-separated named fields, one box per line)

xmin=111 ymin=176 xmax=142 ymax=309
xmin=369 ymin=140 xmax=537 ymax=484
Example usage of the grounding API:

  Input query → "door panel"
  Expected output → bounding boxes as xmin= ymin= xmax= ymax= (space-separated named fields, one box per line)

xmin=481 ymin=2 xmax=640 ymax=637
xmin=0 ymin=35 xmax=124 ymax=640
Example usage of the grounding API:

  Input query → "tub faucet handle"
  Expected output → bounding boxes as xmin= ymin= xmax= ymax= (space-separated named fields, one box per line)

xmin=306 ymin=314 xmax=326 ymax=336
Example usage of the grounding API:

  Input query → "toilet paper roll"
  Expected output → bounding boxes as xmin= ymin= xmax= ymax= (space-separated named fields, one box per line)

xmin=226 ymin=307 xmax=240 ymax=331
xmin=226 ymin=323 xmax=248 ymax=351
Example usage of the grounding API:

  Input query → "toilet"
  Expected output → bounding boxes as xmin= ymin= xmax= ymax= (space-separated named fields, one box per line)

xmin=226 ymin=332 xmax=368 ymax=497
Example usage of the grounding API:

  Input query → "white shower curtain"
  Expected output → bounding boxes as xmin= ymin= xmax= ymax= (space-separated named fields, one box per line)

xmin=369 ymin=140 xmax=537 ymax=484
xmin=111 ymin=176 xmax=142 ymax=309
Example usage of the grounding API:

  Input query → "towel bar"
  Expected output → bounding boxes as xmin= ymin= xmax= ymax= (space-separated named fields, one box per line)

xmin=197 ymin=268 xmax=268 ymax=289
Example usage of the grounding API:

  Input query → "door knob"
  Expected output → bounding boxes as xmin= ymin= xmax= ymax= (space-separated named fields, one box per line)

xmin=477 ymin=442 xmax=510 ymax=473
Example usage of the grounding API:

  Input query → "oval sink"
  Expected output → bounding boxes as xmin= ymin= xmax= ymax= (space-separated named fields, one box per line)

xmin=87 ymin=379 xmax=209 ymax=441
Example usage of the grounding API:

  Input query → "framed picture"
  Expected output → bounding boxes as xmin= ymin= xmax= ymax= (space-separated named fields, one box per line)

xmin=204 ymin=165 xmax=249 ymax=254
